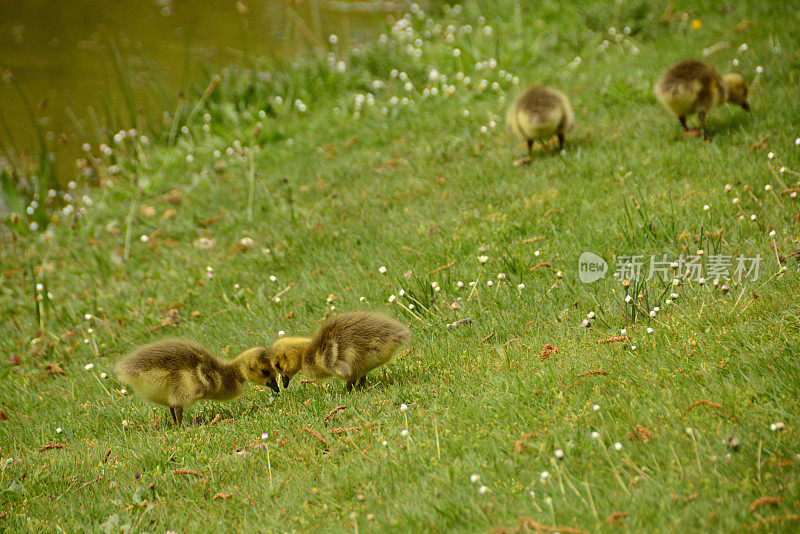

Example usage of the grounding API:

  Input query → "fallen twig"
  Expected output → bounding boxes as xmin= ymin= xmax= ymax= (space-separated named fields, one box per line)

xmin=173 ymin=469 xmax=204 ymax=478
xmin=598 ymin=336 xmax=628 ymax=344
xmin=305 ymin=427 xmax=329 ymax=448
xmin=577 ymin=370 xmax=609 ymax=377
xmin=480 ymin=332 xmax=496 ymax=347
xmin=685 ymin=400 xmax=723 ymax=412
xmin=39 ymin=444 xmax=70 ymax=452
xmin=750 ymin=496 xmax=783 ymax=513
xmin=430 ymin=260 xmax=456 ymax=274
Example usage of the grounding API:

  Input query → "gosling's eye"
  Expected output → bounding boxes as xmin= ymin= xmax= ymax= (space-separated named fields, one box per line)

xmin=261 ymin=369 xmax=270 ymax=378
xmin=275 ymin=362 xmax=282 ymax=372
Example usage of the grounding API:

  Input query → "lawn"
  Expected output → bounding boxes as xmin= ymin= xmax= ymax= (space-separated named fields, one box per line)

xmin=1 ymin=0 xmax=800 ymax=531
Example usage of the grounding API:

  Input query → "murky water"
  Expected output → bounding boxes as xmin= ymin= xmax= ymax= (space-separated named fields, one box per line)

xmin=0 ymin=0 xmax=382 ymax=180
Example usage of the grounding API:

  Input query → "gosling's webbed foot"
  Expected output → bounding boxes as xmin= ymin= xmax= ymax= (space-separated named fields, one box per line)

xmin=683 ymin=128 xmax=702 ymax=139
xmin=513 ymin=155 xmax=533 ymax=166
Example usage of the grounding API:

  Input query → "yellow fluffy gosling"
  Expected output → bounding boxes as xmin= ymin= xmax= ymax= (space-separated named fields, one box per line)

xmin=506 ymin=85 xmax=574 ymax=160
xmin=655 ymin=59 xmax=749 ymax=140
xmin=270 ymin=311 xmax=410 ymax=392
xmin=116 ymin=339 xmax=279 ymax=426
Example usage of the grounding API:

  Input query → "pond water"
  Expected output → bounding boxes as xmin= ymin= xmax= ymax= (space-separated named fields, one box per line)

xmin=0 ymin=0 xmax=384 ymax=181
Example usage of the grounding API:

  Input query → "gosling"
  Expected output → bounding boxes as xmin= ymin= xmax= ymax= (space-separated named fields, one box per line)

xmin=655 ymin=59 xmax=749 ymax=140
xmin=270 ymin=311 xmax=410 ymax=392
xmin=506 ymin=85 xmax=574 ymax=162
xmin=116 ymin=339 xmax=279 ymax=426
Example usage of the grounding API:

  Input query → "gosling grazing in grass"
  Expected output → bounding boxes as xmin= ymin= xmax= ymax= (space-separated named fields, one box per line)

xmin=270 ymin=311 xmax=410 ymax=392
xmin=655 ymin=59 xmax=749 ymax=140
xmin=116 ymin=339 xmax=279 ymax=426
xmin=506 ymin=85 xmax=574 ymax=162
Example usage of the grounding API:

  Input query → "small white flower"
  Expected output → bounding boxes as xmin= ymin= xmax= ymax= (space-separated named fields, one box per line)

xmin=478 ymin=485 xmax=487 ymax=494
xmin=703 ymin=204 xmax=710 ymax=211
xmin=769 ymin=230 xmax=776 ymax=236
xmin=84 ymin=314 xmax=92 ymax=320
xmin=750 ymin=214 xmax=757 ymax=221
xmin=593 ymin=404 xmax=601 ymax=412
xmin=765 ymin=184 xmax=772 ymax=191
xmin=140 ymin=235 xmax=149 ymax=243
xmin=653 ymin=307 xmax=660 ymax=312
xmin=725 ymin=184 xmax=732 ymax=192
xmin=382 ymin=440 xmax=388 ymax=446
xmin=401 ymin=429 xmax=409 ymax=437
xmin=517 ymin=283 xmax=525 ymax=289
xmin=539 ymin=470 xmax=550 ymax=479
xmin=534 ymin=250 xmax=541 ymax=257
xmin=649 ymin=311 xmax=656 ymax=318
xmin=620 ymin=329 xmax=627 ymax=335
xmin=487 ymin=280 xmax=493 ymax=286
xmin=591 ymin=431 xmax=600 ymax=439
xmin=613 ymin=442 xmax=623 ymax=451
xmin=587 ymin=311 xmax=595 ymax=319
xmin=185 ymin=154 xmax=194 ymax=163
xmin=647 ymin=327 xmax=654 ymax=334
xmin=56 ymin=427 xmax=63 ymax=433
xmin=478 ymin=255 xmax=489 ymax=264
xmin=85 ymin=363 xmax=94 ymax=370
xmin=756 ymin=65 xmax=764 ymax=74
xmin=329 ymin=34 xmax=338 ymax=44
xmin=120 ymin=388 xmax=127 ymax=394
xmin=359 ymin=296 xmax=365 ymax=302
xmin=269 ymin=275 xmax=277 ymax=282
xmin=625 ymin=295 xmax=633 ymax=303
xmin=36 ymin=283 xmax=44 ymax=292
xmin=770 ymin=422 xmax=785 ymax=432
xmin=768 ymin=152 xmax=775 ymax=160
xmin=457 ymin=281 xmax=464 ymax=288
xmin=378 ymin=266 xmax=387 ymax=274
xmin=738 ymin=43 xmax=749 ymax=53
xmin=631 ymin=345 xmax=637 ymax=350
xmin=672 ymin=279 xmax=680 ymax=286
xmin=400 ymin=403 xmax=408 ymax=412
xmin=278 ymin=331 xmax=285 ymax=336
xmin=100 ymin=372 xmax=108 ymax=379
xmin=795 ymin=138 xmax=800 ymax=146
xmin=732 ymin=197 xmax=740 ymax=204
xmin=388 ymin=295 xmax=396 ymax=303
xmin=685 ymin=427 xmax=694 ymax=435
xmin=261 ymin=432 xmax=269 ymax=440
xmin=554 ymin=448 xmax=565 ymax=459
xmin=470 ymin=474 xmax=480 ymax=483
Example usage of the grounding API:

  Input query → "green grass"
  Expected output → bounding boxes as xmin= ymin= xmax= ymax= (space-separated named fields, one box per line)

xmin=2 ymin=0 xmax=800 ymax=531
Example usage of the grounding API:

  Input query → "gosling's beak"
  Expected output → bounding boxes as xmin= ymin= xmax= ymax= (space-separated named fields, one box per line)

xmin=282 ymin=375 xmax=291 ymax=389
xmin=268 ymin=378 xmax=280 ymax=394
xmin=741 ymin=102 xmax=750 ymax=112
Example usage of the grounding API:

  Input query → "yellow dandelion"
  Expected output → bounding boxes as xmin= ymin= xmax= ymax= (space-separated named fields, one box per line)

xmin=691 ymin=19 xmax=702 ymax=30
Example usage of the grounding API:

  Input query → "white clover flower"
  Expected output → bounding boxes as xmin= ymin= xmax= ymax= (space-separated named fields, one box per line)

xmin=378 ymin=266 xmax=387 ymax=274
xmin=57 ymin=427 xmax=63 ymax=433
xmin=85 ymin=363 xmax=94 ymax=370
xmin=591 ymin=431 xmax=600 ymax=439
xmin=620 ymin=329 xmax=627 ymax=335
xmin=769 ymin=230 xmax=776 ymax=236
xmin=486 ymin=280 xmax=493 ymax=286
xmin=388 ymin=295 xmax=396 ymax=303
xmin=750 ymin=214 xmax=757 ymax=221
xmin=401 ymin=429 xmax=409 ymax=437
xmin=756 ymin=66 xmax=763 ymax=74
xmin=540 ymin=470 xmax=549 ymax=479
xmin=725 ymin=184 xmax=732 ymax=192
xmin=100 ymin=372 xmax=108 ymax=379
xmin=278 ymin=331 xmax=285 ymax=336
xmin=646 ymin=327 xmax=654 ymax=334
xmin=120 ymin=388 xmax=127 ymax=395
xmin=625 ymin=295 xmax=632 ymax=303
xmin=768 ymin=152 xmax=775 ymax=160
xmin=478 ymin=255 xmax=488 ymax=264
xmin=261 ymin=432 xmax=269 ymax=440
xmin=587 ymin=311 xmax=595 ymax=319
xmin=457 ymin=281 xmax=464 ymax=288
xmin=703 ymin=204 xmax=710 ymax=211
xmin=140 ymin=235 xmax=149 ymax=243
xmin=554 ymin=449 xmax=565 ymax=459
xmin=400 ymin=403 xmax=408 ymax=411
xmin=329 ymin=34 xmax=338 ymax=44
xmin=765 ymin=184 xmax=772 ymax=191
xmin=738 ymin=43 xmax=749 ymax=53
xmin=269 ymin=275 xmax=277 ymax=282
xmin=470 ymin=474 xmax=480 ymax=483
xmin=732 ymin=197 xmax=740 ymax=204
xmin=84 ymin=314 xmax=92 ymax=320
xmin=732 ymin=59 xmax=739 ymax=67
xmin=518 ymin=283 xmax=525 ymax=289
xmin=593 ymin=404 xmax=601 ymax=411
xmin=613 ymin=442 xmax=623 ymax=451
xmin=382 ymin=440 xmax=388 ymax=446
xmin=478 ymin=485 xmax=487 ymax=494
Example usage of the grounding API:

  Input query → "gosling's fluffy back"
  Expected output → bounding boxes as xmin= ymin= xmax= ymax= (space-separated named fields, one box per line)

xmin=116 ymin=339 xmax=243 ymax=407
xmin=307 ymin=311 xmax=410 ymax=377
xmin=655 ymin=60 xmax=725 ymax=117
xmin=506 ymin=86 xmax=574 ymax=141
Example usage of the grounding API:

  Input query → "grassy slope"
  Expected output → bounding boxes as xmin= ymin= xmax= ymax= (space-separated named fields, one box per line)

xmin=2 ymin=0 xmax=800 ymax=531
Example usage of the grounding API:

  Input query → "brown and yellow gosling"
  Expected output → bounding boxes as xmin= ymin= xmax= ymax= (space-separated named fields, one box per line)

xmin=270 ymin=311 xmax=410 ymax=392
xmin=115 ymin=339 xmax=279 ymax=426
xmin=655 ymin=59 xmax=749 ymax=140
xmin=506 ymin=85 xmax=574 ymax=161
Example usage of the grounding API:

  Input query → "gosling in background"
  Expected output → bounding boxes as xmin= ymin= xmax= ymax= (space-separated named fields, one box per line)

xmin=655 ymin=59 xmax=749 ymax=140
xmin=116 ymin=339 xmax=279 ymax=426
xmin=506 ymin=85 xmax=574 ymax=164
xmin=270 ymin=311 xmax=410 ymax=392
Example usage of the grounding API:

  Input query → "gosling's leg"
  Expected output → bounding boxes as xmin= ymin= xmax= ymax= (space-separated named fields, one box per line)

xmin=170 ymin=407 xmax=177 ymax=424
xmin=526 ymin=139 xmax=533 ymax=157
xmin=557 ymin=133 xmax=565 ymax=152
xmin=345 ymin=379 xmax=357 ymax=393
xmin=679 ymin=116 xmax=689 ymax=131
xmin=698 ymin=111 xmax=709 ymax=141
xmin=174 ymin=407 xmax=184 ymax=427
xmin=357 ymin=376 xmax=367 ymax=388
